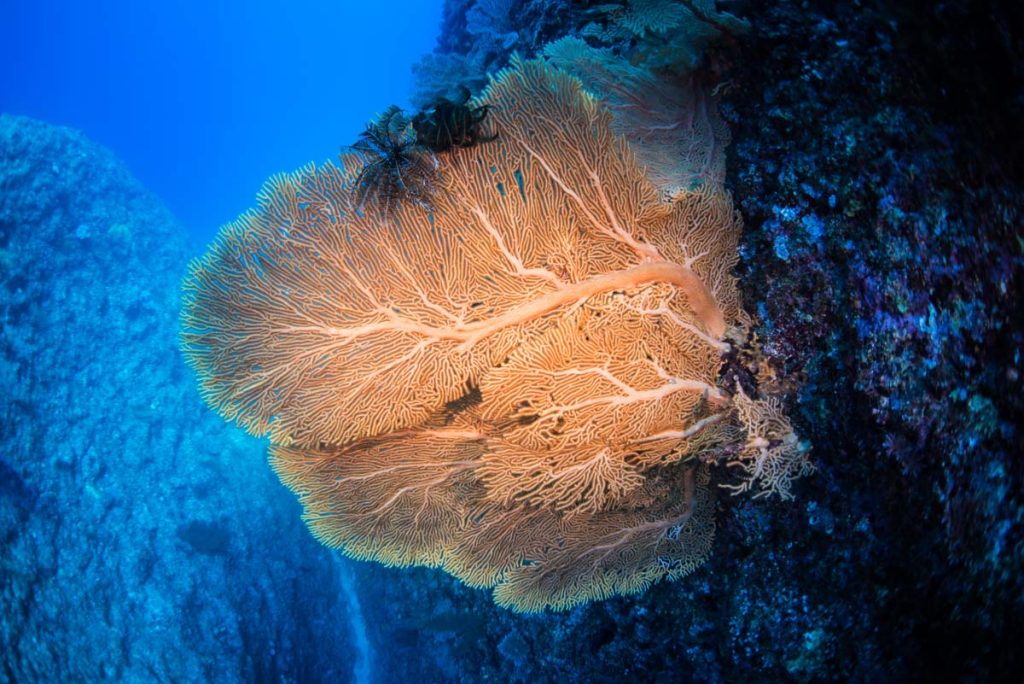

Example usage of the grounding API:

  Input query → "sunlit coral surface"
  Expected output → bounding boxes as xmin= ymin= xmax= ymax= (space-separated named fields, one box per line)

xmin=182 ymin=59 xmax=751 ymax=611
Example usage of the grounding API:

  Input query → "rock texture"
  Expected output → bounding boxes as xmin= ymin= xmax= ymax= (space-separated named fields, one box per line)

xmin=0 ymin=114 xmax=360 ymax=683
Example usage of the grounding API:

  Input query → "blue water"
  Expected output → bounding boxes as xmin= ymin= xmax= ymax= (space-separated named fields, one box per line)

xmin=0 ymin=0 xmax=442 ymax=241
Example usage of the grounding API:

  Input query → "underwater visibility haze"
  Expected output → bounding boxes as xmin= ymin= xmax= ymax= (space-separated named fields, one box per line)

xmin=2 ymin=1 xmax=1023 ymax=682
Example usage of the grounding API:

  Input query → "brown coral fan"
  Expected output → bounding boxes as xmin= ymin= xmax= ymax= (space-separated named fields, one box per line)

xmin=181 ymin=58 xmax=800 ymax=611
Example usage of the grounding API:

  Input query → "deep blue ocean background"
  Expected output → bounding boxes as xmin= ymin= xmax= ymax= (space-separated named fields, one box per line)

xmin=2 ymin=1 xmax=1022 ymax=682
xmin=1 ymin=0 xmax=442 ymax=241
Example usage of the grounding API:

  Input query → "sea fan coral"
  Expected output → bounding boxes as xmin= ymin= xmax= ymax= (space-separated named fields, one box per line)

xmin=181 ymin=58 xmax=800 ymax=611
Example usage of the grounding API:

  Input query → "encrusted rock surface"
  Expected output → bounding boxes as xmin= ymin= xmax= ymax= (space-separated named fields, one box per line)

xmin=0 ymin=114 xmax=360 ymax=683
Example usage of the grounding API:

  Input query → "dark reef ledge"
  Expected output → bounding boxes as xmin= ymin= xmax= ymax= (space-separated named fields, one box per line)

xmin=719 ymin=1 xmax=1023 ymax=681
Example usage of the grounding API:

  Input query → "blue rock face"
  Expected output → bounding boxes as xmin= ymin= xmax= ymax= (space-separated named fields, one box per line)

xmin=0 ymin=114 xmax=360 ymax=683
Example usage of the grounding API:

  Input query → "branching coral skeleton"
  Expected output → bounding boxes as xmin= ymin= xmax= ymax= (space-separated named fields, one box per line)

xmin=182 ymin=58 xmax=808 ymax=612
xmin=721 ymin=386 xmax=813 ymax=500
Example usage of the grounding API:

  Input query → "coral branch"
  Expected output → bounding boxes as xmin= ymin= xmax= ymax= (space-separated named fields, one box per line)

xmin=182 ymin=58 xmax=750 ymax=612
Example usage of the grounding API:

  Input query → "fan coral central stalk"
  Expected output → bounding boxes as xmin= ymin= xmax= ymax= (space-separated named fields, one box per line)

xmin=307 ymin=261 xmax=725 ymax=348
xmin=181 ymin=58 xmax=797 ymax=612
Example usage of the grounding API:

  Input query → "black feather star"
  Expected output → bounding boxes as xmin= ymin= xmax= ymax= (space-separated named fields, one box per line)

xmin=346 ymin=92 xmax=498 ymax=216
xmin=348 ymin=106 xmax=438 ymax=215
xmin=412 ymin=86 xmax=498 ymax=153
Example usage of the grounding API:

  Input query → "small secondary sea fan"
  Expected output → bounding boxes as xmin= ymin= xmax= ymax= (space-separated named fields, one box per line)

xmin=181 ymin=58 xmax=803 ymax=611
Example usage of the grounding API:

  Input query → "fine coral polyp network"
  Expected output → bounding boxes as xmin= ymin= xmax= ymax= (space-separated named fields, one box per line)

xmin=181 ymin=58 xmax=807 ymax=611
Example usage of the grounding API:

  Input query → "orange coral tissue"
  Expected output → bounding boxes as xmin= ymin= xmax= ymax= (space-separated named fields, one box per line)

xmin=181 ymin=58 xmax=787 ymax=612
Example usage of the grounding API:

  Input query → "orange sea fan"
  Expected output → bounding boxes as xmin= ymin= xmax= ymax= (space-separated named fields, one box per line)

xmin=182 ymin=57 xmax=750 ymax=611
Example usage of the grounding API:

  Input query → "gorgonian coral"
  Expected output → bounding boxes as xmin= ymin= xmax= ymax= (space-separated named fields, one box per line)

xmin=181 ymin=58 xmax=808 ymax=611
